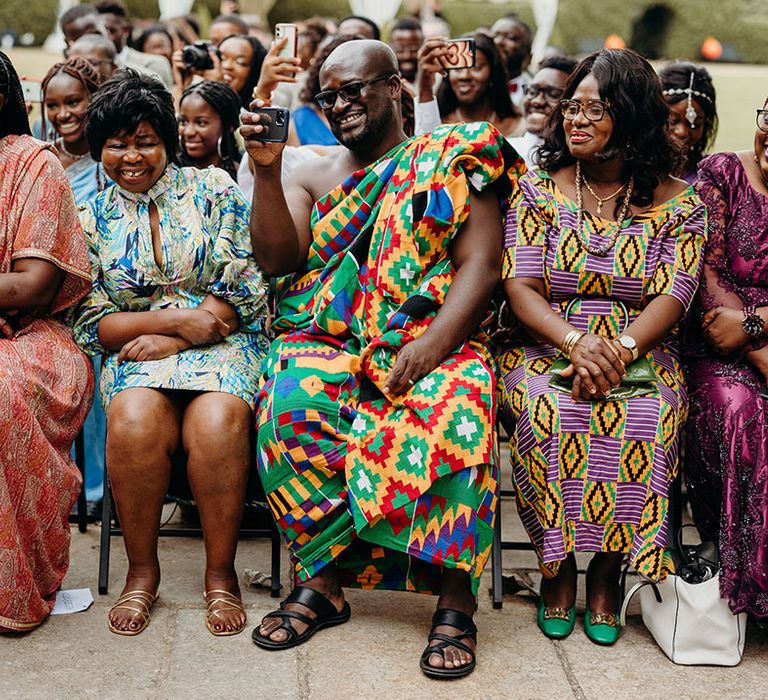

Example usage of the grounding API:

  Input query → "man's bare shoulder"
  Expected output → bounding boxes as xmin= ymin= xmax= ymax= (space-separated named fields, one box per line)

xmin=284 ymin=146 xmax=348 ymax=201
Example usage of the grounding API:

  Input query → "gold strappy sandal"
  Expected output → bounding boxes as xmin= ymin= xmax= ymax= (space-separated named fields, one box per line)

xmin=108 ymin=590 xmax=159 ymax=636
xmin=204 ymin=590 xmax=247 ymax=636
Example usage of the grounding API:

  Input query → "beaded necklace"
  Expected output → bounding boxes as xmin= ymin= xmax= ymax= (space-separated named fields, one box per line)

xmin=574 ymin=160 xmax=634 ymax=257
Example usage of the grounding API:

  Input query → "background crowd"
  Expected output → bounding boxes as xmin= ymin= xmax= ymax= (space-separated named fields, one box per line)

xmin=0 ymin=0 xmax=767 ymax=678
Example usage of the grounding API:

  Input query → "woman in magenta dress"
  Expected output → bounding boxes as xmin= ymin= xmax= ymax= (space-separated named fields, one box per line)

xmin=684 ymin=100 xmax=768 ymax=619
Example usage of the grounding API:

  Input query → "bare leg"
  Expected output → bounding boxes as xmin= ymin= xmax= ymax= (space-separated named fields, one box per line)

xmin=426 ymin=569 xmax=477 ymax=671
xmin=106 ymin=388 xmax=181 ymax=632
xmin=182 ymin=391 xmax=252 ymax=633
xmin=258 ymin=564 xmax=346 ymax=643
xmin=586 ymin=552 xmax=624 ymax=614
xmin=540 ymin=552 xmax=578 ymax=609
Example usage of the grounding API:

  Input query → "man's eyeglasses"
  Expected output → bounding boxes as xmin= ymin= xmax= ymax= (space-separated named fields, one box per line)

xmin=559 ymin=99 xmax=611 ymax=122
xmin=756 ymin=109 xmax=768 ymax=133
xmin=524 ymin=84 xmax=563 ymax=103
xmin=314 ymin=74 xmax=396 ymax=110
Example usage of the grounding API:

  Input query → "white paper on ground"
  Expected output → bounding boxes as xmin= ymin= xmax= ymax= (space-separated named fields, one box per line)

xmin=50 ymin=588 xmax=94 ymax=615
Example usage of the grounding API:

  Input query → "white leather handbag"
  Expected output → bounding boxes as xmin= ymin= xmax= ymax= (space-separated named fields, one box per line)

xmin=620 ymin=573 xmax=747 ymax=666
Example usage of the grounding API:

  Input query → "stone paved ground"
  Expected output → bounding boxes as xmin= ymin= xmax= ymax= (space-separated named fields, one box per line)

xmin=2 ymin=495 xmax=767 ymax=700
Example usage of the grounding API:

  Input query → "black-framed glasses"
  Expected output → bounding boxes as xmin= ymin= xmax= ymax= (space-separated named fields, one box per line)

xmin=756 ymin=109 xmax=768 ymax=133
xmin=560 ymin=98 xmax=611 ymax=122
xmin=524 ymin=84 xmax=563 ymax=103
xmin=314 ymin=74 xmax=396 ymax=110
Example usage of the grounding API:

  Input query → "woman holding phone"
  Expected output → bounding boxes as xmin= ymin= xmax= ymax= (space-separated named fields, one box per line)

xmin=415 ymin=33 xmax=522 ymax=138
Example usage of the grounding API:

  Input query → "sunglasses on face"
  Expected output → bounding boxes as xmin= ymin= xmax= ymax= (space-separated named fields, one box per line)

xmin=314 ymin=74 xmax=396 ymax=110
xmin=523 ymin=84 xmax=563 ymax=103
xmin=559 ymin=98 xmax=611 ymax=122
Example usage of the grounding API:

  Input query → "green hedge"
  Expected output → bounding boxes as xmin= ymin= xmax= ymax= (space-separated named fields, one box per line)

xmin=3 ymin=0 xmax=768 ymax=62
xmin=0 ymin=0 xmax=220 ymax=46
xmin=0 ymin=0 xmax=59 ymax=45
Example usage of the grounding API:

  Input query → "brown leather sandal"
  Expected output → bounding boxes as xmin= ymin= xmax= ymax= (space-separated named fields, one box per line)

xmin=204 ymin=589 xmax=247 ymax=636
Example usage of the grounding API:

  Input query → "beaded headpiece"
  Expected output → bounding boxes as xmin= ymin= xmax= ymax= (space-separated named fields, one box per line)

xmin=662 ymin=71 xmax=713 ymax=128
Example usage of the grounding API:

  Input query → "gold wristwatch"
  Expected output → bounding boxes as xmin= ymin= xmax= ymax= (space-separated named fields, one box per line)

xmin=618 ymin=335 xmax=638 ymax=361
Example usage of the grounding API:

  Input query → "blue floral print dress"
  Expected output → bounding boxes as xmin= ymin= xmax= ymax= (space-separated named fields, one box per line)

xmin=74 ymin=164 xmax=268 ymax=411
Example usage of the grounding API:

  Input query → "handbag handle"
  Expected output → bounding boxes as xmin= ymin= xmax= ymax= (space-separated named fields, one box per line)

xmin=561 ymin=297 xmax=630 ymax=336
xmin=619 ymin=579 xmax=663 ymax=627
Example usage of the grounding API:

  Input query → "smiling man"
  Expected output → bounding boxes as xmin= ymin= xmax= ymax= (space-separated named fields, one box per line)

xmin=508 ymin=54 xmax=577 ymax=167
xmin=242 ymin=39 xmax=524 ymax=679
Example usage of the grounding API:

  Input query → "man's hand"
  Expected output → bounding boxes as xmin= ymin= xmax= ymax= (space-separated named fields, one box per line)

xmin=175 ymin=308 xmax=230 ymax=346
xmin=702 ymin=306 xmax=749 ymax=355
xmin=240 ymin=99 xmax=287 ymax=168
xmin=384 ymin=336 xmax=442 ymax=396
xmin=118 ymin=334 xmax=188 ymax=363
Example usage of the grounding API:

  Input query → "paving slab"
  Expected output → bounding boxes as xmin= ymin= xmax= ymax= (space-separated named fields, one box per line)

xmin=3 ymin=496 xmax=768 ymax=699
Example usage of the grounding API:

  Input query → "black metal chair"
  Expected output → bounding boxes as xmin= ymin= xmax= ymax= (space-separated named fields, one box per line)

xmin=97 ymin=445 xmax=282 ymax=598
xmin=72 ymin=432 xmax=88 ymax=534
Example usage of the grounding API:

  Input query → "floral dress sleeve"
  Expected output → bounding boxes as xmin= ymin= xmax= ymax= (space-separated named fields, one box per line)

xmin=72 ymin=199 xmax=121 ymax=355
xmin=201 ymin=169 xmax=267 ymax=334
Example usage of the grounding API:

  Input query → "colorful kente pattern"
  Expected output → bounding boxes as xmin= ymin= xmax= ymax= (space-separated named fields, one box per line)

xmin=256 ymin=123 xmax=525 ymax=595
xmin=496 ymin=170 xmax=707 ymax=582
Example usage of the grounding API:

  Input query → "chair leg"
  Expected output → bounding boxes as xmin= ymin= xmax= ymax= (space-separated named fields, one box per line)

xmin=74 ymin=432 xmax=87 ymax=534
xmin=491 ymin=503 xmax=503 ymax=609
xmin=270 ymin=526 xmax=281 ymax=598
xmin=98 ymin=471 xmax=112 ymax=595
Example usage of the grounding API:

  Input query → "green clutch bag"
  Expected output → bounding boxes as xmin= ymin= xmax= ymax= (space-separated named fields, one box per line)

xmin=548 ymin=299 xmax=659 ymax=400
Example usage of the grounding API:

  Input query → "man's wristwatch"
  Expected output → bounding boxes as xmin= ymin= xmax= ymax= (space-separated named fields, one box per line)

xmin=617 ymin=335 xmax=639 ymax=362
xmin=742 ymin=305 xmax=765 ymax=339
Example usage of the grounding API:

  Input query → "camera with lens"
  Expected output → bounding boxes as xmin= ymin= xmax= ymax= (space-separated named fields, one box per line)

xmin=181 ymin=41 xmax=218 ymax=71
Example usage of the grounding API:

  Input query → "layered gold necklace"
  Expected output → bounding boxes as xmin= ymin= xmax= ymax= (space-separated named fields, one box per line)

xmin=574 ymin=161 xmax=634 ymax=257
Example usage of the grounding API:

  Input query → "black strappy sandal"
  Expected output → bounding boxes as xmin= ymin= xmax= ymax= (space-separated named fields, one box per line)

xmin=251 ymin=586 xmax=351 ymax=651
xmin=419 ymin=608 xmax=478 ymax=680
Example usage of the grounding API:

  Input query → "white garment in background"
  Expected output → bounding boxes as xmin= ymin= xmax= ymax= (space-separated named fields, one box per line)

xmin=237 ymin=146 xmax=323 ymax=201
xmin=507 ymin=131 xmax=543 ymax=169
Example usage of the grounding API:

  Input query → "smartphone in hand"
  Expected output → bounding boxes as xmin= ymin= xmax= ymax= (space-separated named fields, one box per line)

xmin=275 ymin=23 xmax=298 ymax=59
xmin=438 ymin=39 xmax=476 ymax=71
xmin=20 ymin=78 xmax=42 ymax=103
xmin=248 ymin=107 xmax=291 ymax=143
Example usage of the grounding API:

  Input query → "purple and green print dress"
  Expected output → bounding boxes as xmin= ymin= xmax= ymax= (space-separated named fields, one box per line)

xmin=496 ymin=169 xmax=707 ymax=581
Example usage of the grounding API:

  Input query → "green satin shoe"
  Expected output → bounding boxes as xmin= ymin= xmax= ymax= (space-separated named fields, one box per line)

xmin=584 ymin=607 xmax=621 ymax=645
xmin=536 ymin=597 xmax=576 ymax=640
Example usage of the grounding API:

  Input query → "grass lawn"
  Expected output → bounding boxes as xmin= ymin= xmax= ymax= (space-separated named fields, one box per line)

xmin=6 ymin=47 xmax=768 ymax=153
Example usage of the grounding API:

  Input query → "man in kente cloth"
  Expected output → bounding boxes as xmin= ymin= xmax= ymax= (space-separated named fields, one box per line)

xmin=242 ymin=39 xmax=524 ymax=679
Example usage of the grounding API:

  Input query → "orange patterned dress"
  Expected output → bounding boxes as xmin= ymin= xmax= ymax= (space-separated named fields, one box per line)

xmin=0 ymin=135 xmax=93 ymax=632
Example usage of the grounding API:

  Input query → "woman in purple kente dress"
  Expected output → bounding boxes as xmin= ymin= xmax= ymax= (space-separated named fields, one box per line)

xmin=684 ymin=101 xmax=768 ymax=619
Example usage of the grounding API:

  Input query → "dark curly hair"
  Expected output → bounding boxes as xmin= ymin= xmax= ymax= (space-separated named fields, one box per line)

xmin=436 ymin=32 xmax=517 ymax=122
xmin=0 ymin=51 xmax=31 ymax=138
xmin=85 ymin=69 xmax=179 ymax=163
xmin=218 ymin=34 xmax=267 ymax=109
xmin=179 ymin=80 xmax=242 ymax=179
xmin=658 ymin=61 xmax=718 ymax=170
xmin=538 ymin=48 xmax=678 ymax=209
